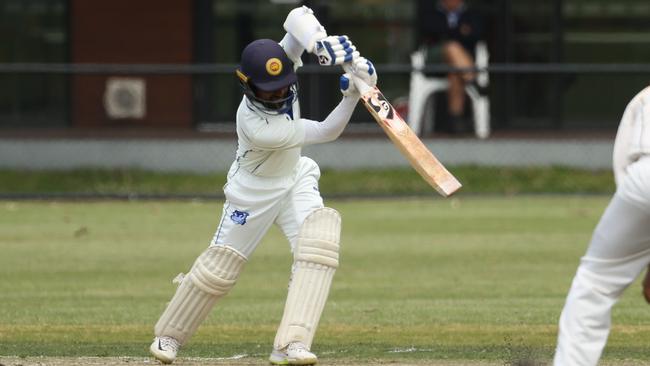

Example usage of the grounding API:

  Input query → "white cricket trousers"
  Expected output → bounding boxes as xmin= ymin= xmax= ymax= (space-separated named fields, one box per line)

xmin=210 ymin=156 xmax=324 ymax=259
xmin=554 ymin=156 xmax=650 ymax=366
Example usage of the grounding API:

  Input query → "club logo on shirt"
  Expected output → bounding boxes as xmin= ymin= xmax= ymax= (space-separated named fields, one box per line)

xmin=230 ymin=210 xmax=250 ymax=225
xmin=266 ymin=58 xmax=283 ymax=76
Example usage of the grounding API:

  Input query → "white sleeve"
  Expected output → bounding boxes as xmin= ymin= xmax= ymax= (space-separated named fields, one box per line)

xmin=302 ymin=96 xmax=359 ymax=145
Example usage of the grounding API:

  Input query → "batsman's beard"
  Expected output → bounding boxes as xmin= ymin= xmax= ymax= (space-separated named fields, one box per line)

xmin=244 ymin=83 xmax=298 ymax=115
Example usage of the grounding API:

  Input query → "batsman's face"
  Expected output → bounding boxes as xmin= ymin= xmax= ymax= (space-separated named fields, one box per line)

xmin=256 ymin=86 xmax=289 ymax=101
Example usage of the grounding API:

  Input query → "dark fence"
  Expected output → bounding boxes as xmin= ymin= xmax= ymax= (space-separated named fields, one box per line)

xmin=1 ymin=62 xmax=649 ymax=131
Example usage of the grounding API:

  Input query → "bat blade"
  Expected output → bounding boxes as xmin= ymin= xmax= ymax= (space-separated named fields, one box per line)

xmin=359 ymin=87 xmax=462 ymax=197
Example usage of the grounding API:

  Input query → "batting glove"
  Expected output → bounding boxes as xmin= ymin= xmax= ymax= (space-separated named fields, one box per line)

xmin=315 ymin=35 xmax=360 ymax=66
xmin=339 ymin=73 xmax=356 ymax=97
xmin=340 ymin=57 xmax=377 ymax=97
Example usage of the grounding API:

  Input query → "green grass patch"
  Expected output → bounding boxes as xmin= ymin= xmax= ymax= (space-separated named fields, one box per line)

xmin=1 ymin=197 xmax=649 ymax=364
xmin=0 ymin=166 xmax=615 ymax=196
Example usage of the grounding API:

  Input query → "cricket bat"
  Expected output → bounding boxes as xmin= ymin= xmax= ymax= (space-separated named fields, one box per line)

xmin=282 ymin=6 xmax=461 ymax=196
xmin=346 ymin=67 xmax=462 ymax=197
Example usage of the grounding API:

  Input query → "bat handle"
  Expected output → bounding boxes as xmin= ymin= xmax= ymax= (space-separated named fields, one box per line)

xmin=342 ymin=63 xmax=373 ymax=96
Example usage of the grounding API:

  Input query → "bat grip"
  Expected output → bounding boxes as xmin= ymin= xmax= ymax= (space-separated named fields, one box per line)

xmin=342 ymin=63 xmax=372 ymax=96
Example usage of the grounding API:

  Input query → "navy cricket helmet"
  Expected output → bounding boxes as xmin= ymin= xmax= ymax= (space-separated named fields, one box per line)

xmin=236 ymin=39 xmax=298 ymax=114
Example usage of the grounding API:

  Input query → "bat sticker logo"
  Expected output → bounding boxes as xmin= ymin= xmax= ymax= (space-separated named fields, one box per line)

xmin=368 ymin=92 xmax=394 ymax=120
xmin=365 ymin=90 xmax=408 ymax=135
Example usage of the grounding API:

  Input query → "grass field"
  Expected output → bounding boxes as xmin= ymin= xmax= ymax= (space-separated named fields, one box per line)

xmin=2 ymin=196 xmax=650 ymax=365
xmin=0 ymin=166 xmax=616 ymax=196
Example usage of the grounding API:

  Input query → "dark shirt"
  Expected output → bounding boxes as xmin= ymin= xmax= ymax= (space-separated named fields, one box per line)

xmin=420 ymin=3 xmax=484 ymax=57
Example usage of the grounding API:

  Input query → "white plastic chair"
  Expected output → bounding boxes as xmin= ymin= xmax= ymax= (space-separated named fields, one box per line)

xmin=407 ymin=41 xmax=490 ymax=138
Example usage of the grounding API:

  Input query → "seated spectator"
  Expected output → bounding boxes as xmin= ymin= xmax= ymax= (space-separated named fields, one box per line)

xmin=420 ymin=0 xmax=485 ymax=134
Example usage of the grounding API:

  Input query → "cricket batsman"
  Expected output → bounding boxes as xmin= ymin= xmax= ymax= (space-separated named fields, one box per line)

xmin=149 ymin=6 xmax=377 ymax=365
xmin=553 ymin=85 xmax=650 ymax=365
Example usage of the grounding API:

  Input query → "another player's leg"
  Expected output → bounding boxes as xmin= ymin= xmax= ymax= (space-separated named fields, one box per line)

xmin=150 ymin=245 xmax=247 ymax=364
xmin=642 ymin=264 xmax=650 ymax=303
xmin=446 ymin=73 xmax=465 ymax=115
xmin=442 ymin=41 xmax=474 ymax=134
xmin=554 ymin=186 xmax=650 ymax=365
xmin=443 ymin=41 xmax=476 ymax=82
xmin=270 ymin=207 xmax=340 ymax=365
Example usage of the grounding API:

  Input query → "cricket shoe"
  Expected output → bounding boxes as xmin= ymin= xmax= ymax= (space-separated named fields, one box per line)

xmin=150 ymin=336 xmax=180 ymax=364
xmin=269 ymin=342 xmax=318 ymax=365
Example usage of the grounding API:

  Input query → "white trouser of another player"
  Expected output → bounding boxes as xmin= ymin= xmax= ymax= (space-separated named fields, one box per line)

xmin=554 ymin=156 xmax=650 ymax=366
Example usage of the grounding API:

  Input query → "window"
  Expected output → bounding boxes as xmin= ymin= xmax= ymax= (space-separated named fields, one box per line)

xmin=502 ymin=0 xmax=650 ymax=129
xmin=0 ymin=0 xmax=68 ymax=128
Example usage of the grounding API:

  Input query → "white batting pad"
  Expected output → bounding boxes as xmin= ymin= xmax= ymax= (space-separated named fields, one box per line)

xmin=154 ymin=245 xmax=247 ymax=345
xmin=274 ymin=207 xmax=341 ymax=350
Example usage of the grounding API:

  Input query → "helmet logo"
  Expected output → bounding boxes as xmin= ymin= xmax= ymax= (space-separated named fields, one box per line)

xmin=266 ymin=58 xmax=283 ymax=76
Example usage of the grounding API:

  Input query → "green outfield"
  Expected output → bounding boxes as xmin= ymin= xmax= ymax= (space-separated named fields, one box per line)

xmin=2 ymin=196 xmax=650 ymax=365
